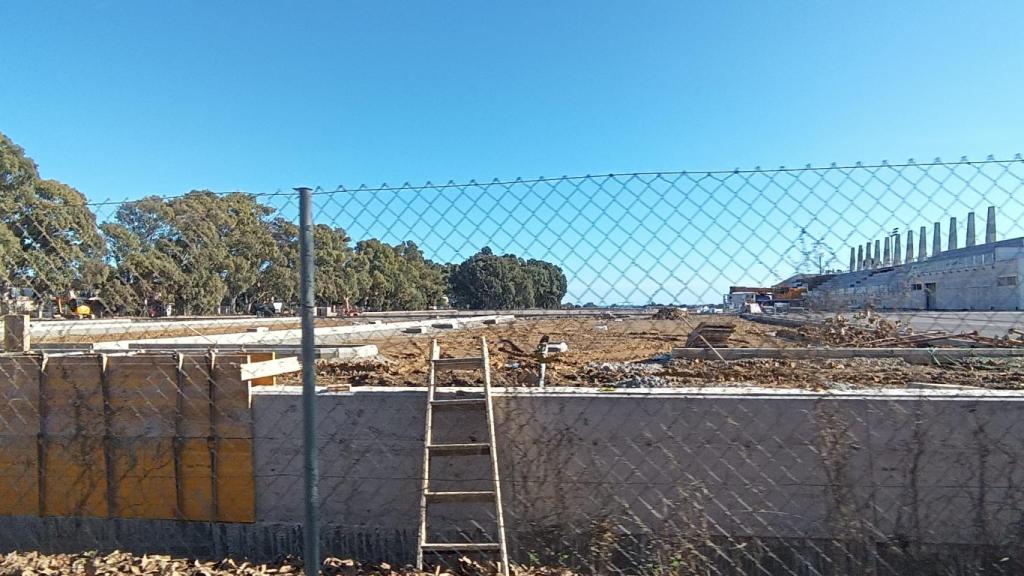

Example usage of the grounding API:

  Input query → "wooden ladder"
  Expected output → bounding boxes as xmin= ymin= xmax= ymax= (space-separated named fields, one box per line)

xmin=416 ymin=337 xmax=510 ymax=576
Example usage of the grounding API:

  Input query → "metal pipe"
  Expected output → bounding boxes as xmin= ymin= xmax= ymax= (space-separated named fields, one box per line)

xmin=296 ymin=186 xmax=320 ymax=575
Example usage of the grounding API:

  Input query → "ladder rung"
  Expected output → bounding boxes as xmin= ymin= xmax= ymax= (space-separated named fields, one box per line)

xmin=430 ymin=398 xmax=487 ymax=409
xmin=425 ymin=490 xmax=496 ymax=503
xmin=433 ymin=357 xmax=485 ymax=371
xmin=427 ymin=443 xmax=490 ymax=455
xmin=421 ymin=542 xmax=501 ymax=552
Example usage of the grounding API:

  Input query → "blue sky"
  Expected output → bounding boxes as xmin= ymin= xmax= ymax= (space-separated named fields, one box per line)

xmin=3 ymin=1 xmax=1023 ymax=303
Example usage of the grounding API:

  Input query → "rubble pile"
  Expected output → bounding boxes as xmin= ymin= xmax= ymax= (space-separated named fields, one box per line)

xmin=651 ymin=307 xmax=688 ymax=320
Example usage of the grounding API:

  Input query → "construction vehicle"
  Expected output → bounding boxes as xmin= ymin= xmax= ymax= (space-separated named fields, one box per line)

xmin=52 ymin=291 xmax=108 ymax=319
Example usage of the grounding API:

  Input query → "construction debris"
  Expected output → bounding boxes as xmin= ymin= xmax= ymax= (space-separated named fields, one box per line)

xmin=0 ymin=550 xmax=578 ymax=576
xmin=685 ymin=322 xmax=735 ymax=348
xmin=652 ymin=307 xmax=688 ymax=320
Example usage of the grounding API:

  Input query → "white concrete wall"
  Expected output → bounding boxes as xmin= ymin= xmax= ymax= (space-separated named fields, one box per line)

xmin=252 ymin=386 xmax=1024 ymax=568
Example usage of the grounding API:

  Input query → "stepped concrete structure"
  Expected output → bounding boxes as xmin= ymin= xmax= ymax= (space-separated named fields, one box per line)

xmin=795 ymin=207 xmax=1024 ymax=311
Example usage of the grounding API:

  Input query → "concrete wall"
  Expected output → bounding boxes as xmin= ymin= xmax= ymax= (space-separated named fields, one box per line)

xmin=6 ymin=386 xmax=1024 ymax=575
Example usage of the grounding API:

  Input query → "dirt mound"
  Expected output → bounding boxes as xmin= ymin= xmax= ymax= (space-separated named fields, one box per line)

xmin=652 ymin=307 xmax=688 ymax=320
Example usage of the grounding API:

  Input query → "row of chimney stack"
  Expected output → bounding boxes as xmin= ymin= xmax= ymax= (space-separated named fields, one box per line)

xmin=849 ymin=206 xmax=997 ymax=272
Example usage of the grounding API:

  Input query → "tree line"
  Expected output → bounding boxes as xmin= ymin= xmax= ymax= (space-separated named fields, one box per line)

xmin=0 ymin=132 xmax=567 ymax=315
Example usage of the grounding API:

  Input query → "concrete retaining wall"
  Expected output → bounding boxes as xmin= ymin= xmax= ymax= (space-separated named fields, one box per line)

xmin=5 ymin=386 xmax=1024 ymax=575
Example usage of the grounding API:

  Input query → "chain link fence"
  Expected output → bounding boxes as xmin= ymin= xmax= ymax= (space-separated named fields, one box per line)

xmin=2 ymin=156 xmax=1024 ymax=575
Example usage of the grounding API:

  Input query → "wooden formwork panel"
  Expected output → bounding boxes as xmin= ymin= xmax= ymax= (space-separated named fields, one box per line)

xmin=211 ymin=354 xmax=253 ymax=440
xmin=215 ymin=438 xmax=256 ymax=522
xmin=0 ymin=436 xmax=39 ymax=516
xmin=42 ymin=356 xmax=105 ymax=437
xmin=43 ymin=437 xmax=108 ymax=517
xmin=106 ymin=355 xmax=178 ymax=438
xmin=0 ymin=356 xmax=40 ymax=436
xmin=0 ymin=352 xmax=256 ymax=523
xmin=178 ymin=437 xmax=215 ymax=521
xmin=110 ymin=437 xmax=177 ymax=519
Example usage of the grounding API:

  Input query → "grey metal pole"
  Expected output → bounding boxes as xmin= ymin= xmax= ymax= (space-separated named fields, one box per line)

xmin=296 ymin=186 xmax=320 ymax=574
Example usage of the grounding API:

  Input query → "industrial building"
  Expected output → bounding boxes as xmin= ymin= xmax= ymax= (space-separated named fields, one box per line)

xmin=800 ymin=207 xmax=1024 ymax=311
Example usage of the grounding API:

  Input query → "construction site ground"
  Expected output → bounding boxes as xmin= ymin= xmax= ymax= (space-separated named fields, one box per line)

xmin=288 ymin=317 xmax=1024 ymax=391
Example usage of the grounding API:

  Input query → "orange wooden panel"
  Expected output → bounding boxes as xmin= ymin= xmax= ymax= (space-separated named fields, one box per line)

xmin=43 ymin=437 xmax=107 ymax=517
xmin=211 ymin=354 xmax=252 ymax=439
xmin=215 ymin=438 xmax=255 ymax=522
xmin=247 ymin=352 xmax=277 ymax=386
xmin=0 ymin=356 xmax=40 ymax=436
xmin=178 ymin=437 xmax=214 ymax=521
xmin=43 ymin=355 xmax=104 ymax=437
xmin=0 ymin=436 xmax=39 ymax=516
xmin=110 ymin=437 xmax=177 ymax=519
xmin=106 ymin=354 xmax=177 ymax=438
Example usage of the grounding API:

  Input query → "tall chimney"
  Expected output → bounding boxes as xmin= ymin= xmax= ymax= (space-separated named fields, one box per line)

xmin=865 ymin=242 xmax=872 ymax=269
xmin=948 ymin=217 xmax=958 ymax=251
xmin=849 ymin=247 xmax=856 ymax=273
xmin=933 ymin=222 xmax=942 ymax=257
xmin=919 ymin=225 xmax=927 ymax=261
xmin=986 ymin=206 xmax=997 ymax=243
xmin=894 ymin=232 xmax=902 ymax=266
xmin=966 ymin=212 xmax=976 ymax=247
xmin=857 ymin=245 xmax=864 ymax=271
xmin=883 ymin=237 xmax=892 ymax=267
xmin=906 ymin=230 xmax=915 ymax=263
xmin=875 ymin=239 xmax=881 ymax=268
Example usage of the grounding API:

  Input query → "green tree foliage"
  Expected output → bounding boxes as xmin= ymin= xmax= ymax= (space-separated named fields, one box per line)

xmin=0 ymin=131 xmax=568 ymax=313
xmin=448 ymin=248 xmax=567 ymax=309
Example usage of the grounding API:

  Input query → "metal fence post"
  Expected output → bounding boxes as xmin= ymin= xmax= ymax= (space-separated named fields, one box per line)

xmin=295 ymin=186 xmax=320 ymax=574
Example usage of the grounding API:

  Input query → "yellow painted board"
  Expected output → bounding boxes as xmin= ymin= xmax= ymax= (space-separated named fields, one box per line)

xmin=0 ymin=356 xmax=41 ymax=436
xmin=215 ymin=438 xmax=256 ymax=522
xmin=211 ymin=354 xmax=252 ymax=439
xmin=179 ymin=437 xmax=214 ymax=521
xmin=106 ymin=355 xmax=177 ymax=438
xmin=43 ymin=437 xmax=107 ymax=517
xmin=110 ymin=437 xmax=177 ymax=519
xmin=43 ymin=355 xmax=105 ymax=437
xmin=0 ymin=436 xmax=39 ymax=516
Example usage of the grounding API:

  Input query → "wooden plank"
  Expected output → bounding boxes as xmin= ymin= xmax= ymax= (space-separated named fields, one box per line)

xmin=246 ymin=352 xmax=277 ymax=386
xmin=239 ymin=355 xmax=299 ymax=382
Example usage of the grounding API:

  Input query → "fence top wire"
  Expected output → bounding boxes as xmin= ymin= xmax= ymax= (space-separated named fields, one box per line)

xmin=60 ymin=155 xmax=1023 ymax=208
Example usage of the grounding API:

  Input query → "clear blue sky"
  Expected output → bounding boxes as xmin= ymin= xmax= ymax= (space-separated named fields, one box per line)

xmin=3 ymin=1 xmax=1023 ymax=303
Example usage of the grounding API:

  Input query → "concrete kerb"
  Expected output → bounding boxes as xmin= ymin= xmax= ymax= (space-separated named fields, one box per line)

xmin=671 ymin=346 xmax=1024 ymax=363
xmin=75 ymin=315 xmax=515 ymax=351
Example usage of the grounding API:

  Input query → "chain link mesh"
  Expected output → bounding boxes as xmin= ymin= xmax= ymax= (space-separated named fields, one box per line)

xmin=2 ymin=157 xmax=1024 ymax=575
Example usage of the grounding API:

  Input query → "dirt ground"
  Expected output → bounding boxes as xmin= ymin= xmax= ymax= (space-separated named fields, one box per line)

xmin=294 ymin=317 xmax=1024 ymax=390
xmin=0 ymin=550 xmax=568 ymax=576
